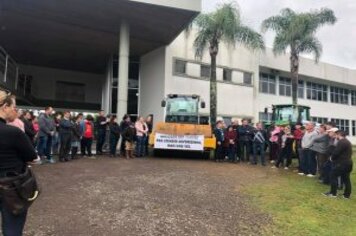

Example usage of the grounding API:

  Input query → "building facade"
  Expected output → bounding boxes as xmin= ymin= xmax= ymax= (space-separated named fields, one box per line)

xmin=1 ymin=0 xmax=356 ymax=143
xmin=139 ymin=31 xmax=356 ymax=143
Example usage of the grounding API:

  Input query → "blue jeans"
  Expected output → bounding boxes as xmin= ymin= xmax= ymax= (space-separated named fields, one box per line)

xmin=0 ymin=201 xmax=28 ymax=236
xmin=301 ymin=149 xmax=317 ymax=175
xmin=228 ymin=145 xmax=236 ymax=161
xmin=96 ymin=129 xmax=106 ymax=153
xmin=37 ymin=135 xmax=52 ymax=159
xmin=253 ymin=142 xmax=265 ymax=165
xmin=135 ymin=136 xmax=146 ymax=157
xmin=109 ymin=135 xmax=119 ymax=155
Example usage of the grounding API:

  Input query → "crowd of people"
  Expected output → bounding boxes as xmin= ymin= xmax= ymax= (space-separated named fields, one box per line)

xmin=7 ymin=107 xmax=153 ymax=164
xmin=214 ymin=118 xmax=354 ymax=199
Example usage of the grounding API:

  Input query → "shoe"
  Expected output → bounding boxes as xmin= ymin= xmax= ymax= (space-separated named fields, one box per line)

xmin=48 ymin=158 xmax=56 ymax=164
xmin=298 ymin=172 xmax=305 ymax=176
xmin=284 ymin=167 xmax=289 ymax=170
xmin=271 ymin=166 xmax=277 ymax=169
xmin=270 ymin=160 xmax=275 ymax=164
xmin=323 ymin=192 xmax=337 ymax=198
xmin=342 ymin=195 xmax=350 ymax=200
xmin=307 ymin=174 xmax=315 ymax=177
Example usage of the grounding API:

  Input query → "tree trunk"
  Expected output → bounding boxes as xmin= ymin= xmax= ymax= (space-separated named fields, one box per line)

xmin=209 ymin=45 xmax=218 ymax=129
xmin=290 ymin=50 xmax=299 ymax=106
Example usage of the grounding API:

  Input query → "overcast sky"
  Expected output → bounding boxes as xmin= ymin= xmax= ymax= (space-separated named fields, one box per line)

xmin=202 ymin=0 xmax=356 ymax=69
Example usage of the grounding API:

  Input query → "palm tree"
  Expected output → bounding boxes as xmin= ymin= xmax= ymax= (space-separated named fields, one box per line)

xmin=190 ymin=3 xmax=264 ymax=127
xmin=262 ymin=8 xmax=336 ymax=106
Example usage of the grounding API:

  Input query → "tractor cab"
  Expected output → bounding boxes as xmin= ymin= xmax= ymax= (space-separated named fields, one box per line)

xmin=272 ymin=104 xmax=310 ymax=125
xmin=265 ymin=104 xmax=311 ymax=126
xmin=161 ymin=94 xmax=206 ymax=124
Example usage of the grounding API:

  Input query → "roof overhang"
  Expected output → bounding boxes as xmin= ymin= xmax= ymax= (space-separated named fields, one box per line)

xmin=0 ymin=0 xmax=201 ymax=73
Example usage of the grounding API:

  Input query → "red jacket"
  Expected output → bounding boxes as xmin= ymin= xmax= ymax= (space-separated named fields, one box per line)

xmin=224 ymin=130 xmax=237 ymax=147
xmin=293 ymin=129 xmax=303 ymax=140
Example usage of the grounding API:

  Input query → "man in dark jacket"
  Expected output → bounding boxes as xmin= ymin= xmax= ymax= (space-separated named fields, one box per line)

xmin=59 ymin=111 xmax=73 ymax=162
xmin=252 ymin=122 xmax=267 ymax=166
xmin=324 ymin=130 xmax=353 ymax=199
xmin=119 ymin=114 xmax=131 ymax=156
xmin=37 ymin=107 xmax=55 ymax=163
xmin=95 ymin=110 xmax=108 ymax=155
xmin=71 ymin=114 xmax=82 ymax=159
xmin=238 ymin=119 xmax=253 ymax=162
xmin=214 ymin=120 xmax=225 ymax=162
xmin=21 ymin=111 xmax=36 ymax=145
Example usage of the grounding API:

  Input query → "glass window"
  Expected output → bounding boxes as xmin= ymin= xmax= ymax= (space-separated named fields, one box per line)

xmin=243 ymin=72 xmax=252 ymax=85
xmin=223 ymin=69 xmax=232 ymax=82
xmin=330 ymin=86 xmax=349 ymax=105
xmin=298 ymin=80 xmax=304 ymax=99
xmin=259 ymin=112 xmax=272 ymax=122
xmin=55 ymin=81 xmax=85 ymax=102
xmin=306 ymin=82 xmax=327 ymax=102
xmin=311 ymin=117 xmax=328 ymax=124
xmin=259 ymin=73 xmax=276 ymax=94
xmin=174 ymin=59 xmax=187 ymax=75
xmin=201 ymin=65 xmax=210 ymax=78
xmin=279 ymin=77 xmax=291 ymax=96
xmin=351 ymin=91 xmax=356 ymax=106
xmin=331 ymin=118 xmax=350 ymax=135
xmin=352 ymin=120 xmax=356 ymax=136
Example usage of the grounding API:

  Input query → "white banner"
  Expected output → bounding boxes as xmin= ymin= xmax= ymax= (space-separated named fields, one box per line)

xmin=154 ymin=133 xmax=204 ymax=151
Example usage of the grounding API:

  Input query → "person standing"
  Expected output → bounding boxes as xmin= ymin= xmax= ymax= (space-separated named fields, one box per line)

xmin=71 ymin=114 xmax=82 ymax=159
xmin=214 ymin=120 xmax=225 ymax=163
xmin=21 ymin=111 xmax=36 ymax=145
xmin=95 ymin=110 xmax=108 ymax=155
xmin=135 ymin=116 xmax=148 ymax=157
xmin=231 ymin=119 xmax=240 ymax=160
xmin=58 ymin=111 xmax=73 ymax=162
xmin=238 ymin=119 xmax=253 ymax=162
xmin=299 ymin=122 xmax=318 ymax=177
xmin=123 ymin=123 xmax=136 ymax=159
xmin=0 ymin=90 xmax=37 ymax=236
xmin=145 ymin=115 xmax=153 ymax=156
xmin=293 ymin=122 xmax=304 ymax=171
xmin=81 ymin=115 xmax=95 ymax=158
xmin=224 ymin=126 xmax=237 ymax=163
xmin=269 ymin=125 xmax=282 ymax=164
xmin=119 ymin=114 xmax=131 ymax=157
xmin=109 ymin=116 xmax=121 ymax=157
xmin=324 ymin=130 xmax=353 ymax=199
xmin=52 ymin=113 xmax=62 ymax=155
xmin=274 ymin=126 xmax=294 ymax=169
xmin=252 ymin=122 xmax=267 ymax=166
xmin=37 ymin=107 xmax=55 ymax=164
xmin=311 ymin=125 xmax=330 ymax=181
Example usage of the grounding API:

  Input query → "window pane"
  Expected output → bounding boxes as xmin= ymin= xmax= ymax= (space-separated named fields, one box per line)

xmin=201 ymin=65 xmax=210 ymax=78
xmin=175 ymin=60 xmax=186 ymax=74
xmin=223 ymin=69 xmax=232 ymax=82
xmin=243 ymin=72 xmax=252 ymax=84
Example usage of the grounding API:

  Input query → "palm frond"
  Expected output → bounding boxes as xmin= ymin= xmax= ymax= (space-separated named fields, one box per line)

xmin=235 ymin=25 xmax=265 ymax=51
xmin=272 ymin=34 xmax=289 ymax=55
xmin=297 ymin=36 xmax=322 ymax=62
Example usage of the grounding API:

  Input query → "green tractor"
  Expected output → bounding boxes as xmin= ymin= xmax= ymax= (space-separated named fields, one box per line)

xmin=264 ymin=104 xmax=311 ymax=127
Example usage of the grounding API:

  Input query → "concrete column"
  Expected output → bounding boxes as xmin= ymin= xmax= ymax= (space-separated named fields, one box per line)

xmin=117 ymin=20 xmax=130 ymax=120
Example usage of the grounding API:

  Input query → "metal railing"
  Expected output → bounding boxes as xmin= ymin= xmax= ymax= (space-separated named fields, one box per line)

xmin=0 ymin=46 xmax=34 ymax=101
xmin=0 ymin=46 xmax=20 ymax=92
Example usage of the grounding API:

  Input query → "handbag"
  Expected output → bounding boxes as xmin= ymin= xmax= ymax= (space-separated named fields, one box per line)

xmin=0 ymin=166 xmax=40 ymax=215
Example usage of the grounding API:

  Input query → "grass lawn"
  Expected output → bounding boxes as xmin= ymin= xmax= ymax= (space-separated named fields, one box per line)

xmin=246 ymin=155 xmax=356 ymax=236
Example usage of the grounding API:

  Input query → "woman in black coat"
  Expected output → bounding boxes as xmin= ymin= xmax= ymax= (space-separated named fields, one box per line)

xmin=109 ymin=116 xmax=121 ymax=157
xmin=0 ymin=90 xmax=37 ymax=236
